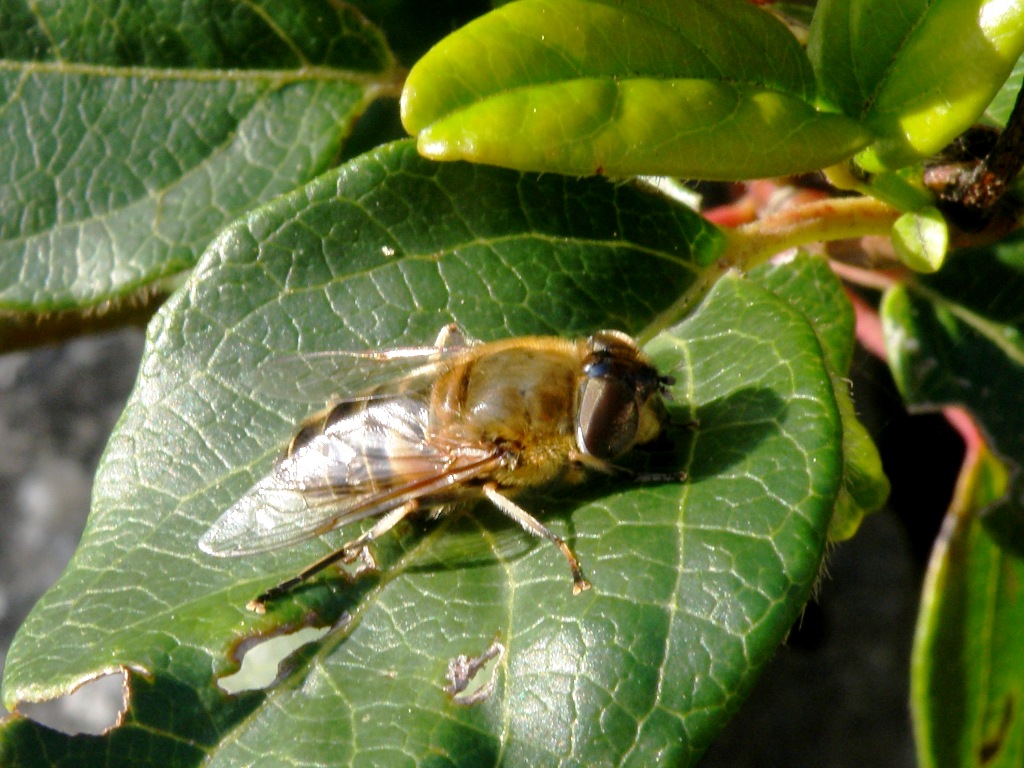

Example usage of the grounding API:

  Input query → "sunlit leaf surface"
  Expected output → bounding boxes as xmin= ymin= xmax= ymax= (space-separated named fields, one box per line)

xmin=1 ymin=144 xmax=843 ymax=767
xmin=809 ymin=0 xmax=1024 ymax=170
xmin=0 ymin=0 xmax=398 ymax=312
xmin=402 ymin=0 xmax=868 ymax=179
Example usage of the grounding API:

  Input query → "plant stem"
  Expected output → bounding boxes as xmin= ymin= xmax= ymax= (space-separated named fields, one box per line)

xmin=723 ymin=196 xmax=901 ymax=270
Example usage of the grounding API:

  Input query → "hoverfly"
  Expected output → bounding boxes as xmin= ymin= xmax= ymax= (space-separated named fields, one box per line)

xmin=200 ymin=325 xmax=674 ymax=611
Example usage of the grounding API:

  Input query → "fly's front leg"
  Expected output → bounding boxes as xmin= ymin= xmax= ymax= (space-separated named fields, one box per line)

xmin=247 ymin=499 xmax=420 ymax=612
xmin=629 ymin=469 xmax=688 ymax=483
xmin=433 ymin=323 xmax=477 ymax=349
xmin=481 ymin=483 xmax=591 ymax=595
xmin=569 ymin=450 xmax=687 ymax=484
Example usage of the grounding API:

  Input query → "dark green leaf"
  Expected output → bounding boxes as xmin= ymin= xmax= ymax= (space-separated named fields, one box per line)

xmin=0 ymin=0 xmax=399 ymax=313
xmin=808 ymin=0 xmax=1024 ymax=171
xmin=886 ymin=234 xmax=1024 ymax=764
xmin=911 ymin=444 xmax=1023 ymax=768
xmin=2 ymin=144 xmax=842 ymax=766
xmin=750 ymin=255 xmax=855 ymax=374
xmin=401 ymin=0 xmax=869 ymax=179
xmin=882 ymin=232 xmax=1024 ymax=552
xmin=984 ymin=49 xmax=1024 ymax=126
xmin=749 ymin=254 xmax=888 ymax=540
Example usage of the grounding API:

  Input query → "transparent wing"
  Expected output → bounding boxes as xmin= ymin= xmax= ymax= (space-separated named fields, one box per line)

xmin=244 ymin=350 xmax=448 ymax=403
xmin=245 ymin=326 xmax=478 ymax=403
xmin=199 ymin=397 xmax=498 ymax=556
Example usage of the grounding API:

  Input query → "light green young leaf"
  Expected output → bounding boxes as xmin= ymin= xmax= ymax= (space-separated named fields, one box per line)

xmin=809 ymin=0 xmax=1024 ymax=171
xmin=892 ymin=208 xmax=949 ymax=273
xmin=401 ymin=0 xmax=869 ymax=179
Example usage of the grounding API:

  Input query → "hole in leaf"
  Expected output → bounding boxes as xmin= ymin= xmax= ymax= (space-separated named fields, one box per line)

xmin=444 ymin=637 xmax=505 ymax=706
xmin=217 ymin=623 xmax=335 ymax=694
xmin=17 ymin=669 xmax=128 ymax=735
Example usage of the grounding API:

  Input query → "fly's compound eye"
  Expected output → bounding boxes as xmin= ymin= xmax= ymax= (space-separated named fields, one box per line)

xmin=576 ymin=373 xmax=640 ymax=460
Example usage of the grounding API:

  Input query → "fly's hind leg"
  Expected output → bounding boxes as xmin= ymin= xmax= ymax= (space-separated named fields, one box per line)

xmin=481 ymin=483 xmax=591 ymax=595
xmin=247 ymin=499 xmax=420 ymax=612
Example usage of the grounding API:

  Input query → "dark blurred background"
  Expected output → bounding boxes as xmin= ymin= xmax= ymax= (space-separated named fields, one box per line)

xmin=0 ymin=329 xmax=144 ymax=733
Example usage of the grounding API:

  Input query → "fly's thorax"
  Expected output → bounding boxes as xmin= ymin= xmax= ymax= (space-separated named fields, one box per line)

xmin=491 ymin=430 xmax=580 ymax=489
xmin=428 ymin=338 xmax=585 ymax=446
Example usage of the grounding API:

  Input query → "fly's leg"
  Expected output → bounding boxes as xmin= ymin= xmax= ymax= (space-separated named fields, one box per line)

xmin=569 ymin=450 xmax=687 ymax=484
xmin=481 ymin=483 xmax=591 ymax=595
xmin=336 ymin=498 xmax=421 ymax=568
xmin=248 ymin=499 xmax=420 ymax=612
xmin=433 ymin=323 xmax=476 ymax=349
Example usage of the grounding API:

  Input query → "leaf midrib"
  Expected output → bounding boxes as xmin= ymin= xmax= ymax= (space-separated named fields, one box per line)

xmin=0 ymin=59 xmax=397 ymax=86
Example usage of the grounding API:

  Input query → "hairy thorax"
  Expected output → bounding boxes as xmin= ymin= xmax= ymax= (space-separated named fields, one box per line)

xmin=429 ymin=340 xmax=584 ymax=487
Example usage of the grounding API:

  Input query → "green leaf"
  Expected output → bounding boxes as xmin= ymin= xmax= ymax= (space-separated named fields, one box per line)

xmin=892 ymin=208 xmax=949 ymax=273
xmin=0 ymin=0 xmax=399 ymax=314
xmin=401 ymin=0 xmax=870 ymax=179
xmin=2 ymin=143 xmax=843 ymax=767
xmin=881 ymin=230 xmax=1024 ymax=552
xmin=808 ymin=0 xmax=1024 ymax=171
xmin=984 ymin=49 xmax=1024 ymax=126
xmin=911 ymin=441 xmax=1023 ymax=768
xmin=750 ymin=255 xmax=856 ymax=375
xmin=863 ymin=169 xmax=938 ymax=213
xmin=749 ymin=254 xmax=889 ymax=541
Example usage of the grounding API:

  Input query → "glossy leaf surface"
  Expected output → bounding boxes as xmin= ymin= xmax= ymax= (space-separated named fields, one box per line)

xmin=809 ymin=0 xmax=1024 ymax=171
xmin=401 ymin=0 xmax=869 ymax=179
xmin=2 ymin=144 xmax=843 ymax=766
xmin=892 ymin=209 xmax=949 ymax=274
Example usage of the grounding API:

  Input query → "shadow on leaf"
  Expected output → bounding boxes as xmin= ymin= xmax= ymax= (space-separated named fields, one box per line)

xmin=686 ymin=385 xmax=787 ymax=482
